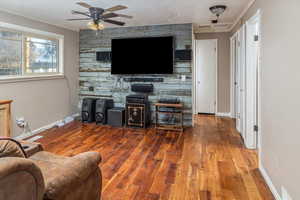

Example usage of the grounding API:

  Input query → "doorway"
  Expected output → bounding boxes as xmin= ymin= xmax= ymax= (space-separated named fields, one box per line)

xmin=195 ymin=39 xmax=218 ymax=114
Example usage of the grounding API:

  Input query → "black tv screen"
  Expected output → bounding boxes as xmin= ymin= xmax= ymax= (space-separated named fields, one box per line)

xmin=111 ymin=36 xmax=174 ymax=74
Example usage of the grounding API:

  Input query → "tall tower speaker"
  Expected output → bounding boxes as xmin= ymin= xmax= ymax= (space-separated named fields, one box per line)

xmin=95 ymin=99 xmax=114 ymax=125
xmin=81 ymin=98 xmax=97 ymax=123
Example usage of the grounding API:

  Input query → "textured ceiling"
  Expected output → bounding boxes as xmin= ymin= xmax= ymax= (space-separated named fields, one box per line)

xmin=0 ymin=0 xmax=252 ymax=31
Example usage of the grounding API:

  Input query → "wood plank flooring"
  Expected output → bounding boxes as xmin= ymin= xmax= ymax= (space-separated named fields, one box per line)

xmin=35 ymin=115 xmax=274 ymax=200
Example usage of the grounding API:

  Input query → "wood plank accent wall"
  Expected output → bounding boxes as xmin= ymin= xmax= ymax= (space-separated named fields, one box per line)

xmin=79 ymin=24 xmax=193 ymax=126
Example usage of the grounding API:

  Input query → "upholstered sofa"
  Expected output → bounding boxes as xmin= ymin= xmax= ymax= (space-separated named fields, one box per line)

xmin=0 ymin=138 xmax=102 ymax=200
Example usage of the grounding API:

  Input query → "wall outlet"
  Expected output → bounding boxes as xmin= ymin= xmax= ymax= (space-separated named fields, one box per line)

xmin=16 ymin=117 xmax=25 ymax=127
xmin=282 ymin=187 xmax=293 ymax=200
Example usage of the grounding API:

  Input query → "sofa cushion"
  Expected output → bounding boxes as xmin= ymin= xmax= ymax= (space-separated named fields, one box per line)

xmin=0 ymin=157 xmax=45 ymax=200
xmin=29 ymin=151 xmax=101 ymax=199
xmin=0 ymin=138 xmax=26 ymax=158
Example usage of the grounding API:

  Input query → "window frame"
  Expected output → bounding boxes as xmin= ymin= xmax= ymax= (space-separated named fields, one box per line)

xmin=23 ymin=35 xmax=60 ymax=75
xmin=0 ymin=22 xmax=64 ymax=83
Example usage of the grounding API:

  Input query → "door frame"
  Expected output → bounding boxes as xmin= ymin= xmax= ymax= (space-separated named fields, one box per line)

xmin=231 ymin=26 xmax=246 ymax=135
xmin=244 ymin=10 xmax=261 ymax=149
xmin=248 ymin=9 xmax=262 ymax=151
xmin=193 ymin=39 xmax=218 ymax=115
xmin=230 ymin=36 xmax=236 ymax=118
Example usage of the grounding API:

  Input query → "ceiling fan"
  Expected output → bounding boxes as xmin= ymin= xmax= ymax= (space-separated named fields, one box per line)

xmin=67 ymin=2 xmax=132 ymax=30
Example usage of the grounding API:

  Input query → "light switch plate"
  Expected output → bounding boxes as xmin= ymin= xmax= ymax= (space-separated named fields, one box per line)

xmin=181 ymin=75 xmax=186 ymax=82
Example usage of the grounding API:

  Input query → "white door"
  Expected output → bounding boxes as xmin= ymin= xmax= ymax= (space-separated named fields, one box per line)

xmin=195 ymin=39 xmax=217 ymax=114
xmin=245 ymin=13 xmax=260 ymax=149
xmin=232 ymin=35 xmax=241 ymax=132
xmin=233 ymin=26 xmax=246 ymax=138
xmin=239 ymin=25 xmax=247 ymax=140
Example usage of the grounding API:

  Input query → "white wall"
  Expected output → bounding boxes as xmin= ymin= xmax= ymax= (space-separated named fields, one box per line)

xmin=232 ymin=0 xmax=300 ymax=199
xmin=0 ymin=10 xmax=79 ymax=137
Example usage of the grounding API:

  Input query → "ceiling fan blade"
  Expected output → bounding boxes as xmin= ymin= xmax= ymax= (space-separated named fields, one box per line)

xmin=103 ymin=19 xmax=125 ymax=26
xmin=101 ymin=13 xmax=119 ymax=19
xmin=67 ymin=18 xmax=91 ymax=21
xmin=72 ymin=10 xmax=90 ymax=17
xmin=76 ymin=2 xmax=92 ymax=9
xmin=105 ymin=5 xmax=127 ymax=12
xmin=116 ymin=14 xmax=133 ymax=19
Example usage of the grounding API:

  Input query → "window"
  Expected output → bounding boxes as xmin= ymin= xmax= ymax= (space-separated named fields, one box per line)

xmin=0 ymin=27 xmax=63 ymax=79
xmin=25 ymin=37 xmax=58 ymax=74
xmin=0 ymin=30 xmax=22 ymax=76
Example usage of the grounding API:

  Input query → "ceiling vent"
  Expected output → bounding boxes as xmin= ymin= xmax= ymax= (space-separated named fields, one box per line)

xmin=194 ymin=23 xmax=232 ymax=33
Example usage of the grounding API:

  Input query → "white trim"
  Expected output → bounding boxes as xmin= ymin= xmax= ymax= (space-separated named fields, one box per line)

xmin=193 ymin=23 xmax=232 ymax=33
xmin=244 ymin=10 xmax=260 ymax=149
xmin=14 ymin=113 xmax=79 ymax=140
xmin=216 ymin=112 xmax=232 ymax=118
xmin=230 ymin=36 xmax=235 ymax=119
xmin=0 ymin=8 xmax=78 ymax=32
xmin=215 ymin=39 xmax=218 ymax=114
xmin=0 ymin=21 xmax=64 ymax=39
xmin=216 ymin=113 xmax=231 ymax=117
xmin=191 ymin=25 xmax=197 ymax=121
xmin=192 ymin=38 xmax=197 ymax=115
xmin=230 ymin=0 xmax=256 ymax=31
xmin=248 ymin=8 xmax=262 ymax=158
xmin=0 ymin=74 xmax=65 ymax=84
xmin=14 ymin=120 xmax=63 ymax=140
xmin=259 ymin=165 xmax=282 ymax=200
xmin=194 ymin=39 xmax=218 ymax=114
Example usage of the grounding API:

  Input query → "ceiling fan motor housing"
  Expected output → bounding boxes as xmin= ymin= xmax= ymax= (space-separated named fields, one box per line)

xmin=89 ymin=7 xmax=104 ymax=21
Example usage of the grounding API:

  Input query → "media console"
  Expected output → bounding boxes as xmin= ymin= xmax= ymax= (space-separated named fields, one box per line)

xmin=123 ymin=77 xmax=164 ymax=83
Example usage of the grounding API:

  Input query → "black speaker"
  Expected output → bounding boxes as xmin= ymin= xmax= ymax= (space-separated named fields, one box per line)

xmin=107 ymin=107 xmax=125 ymax=127
xmin=175 ymin=50 xmax=192 ymax=61
xmin=95 ymin=99 xmax=114 ymax=125
xmin=82 ymin=98 xmax=97 ymax=123
xmin=123 ymin=77 xmax=164 ymax=82
xmin=96 ymin=52 xmax=111 ymax=62
xmin=131 ymin=84 xmax=154 ymax=93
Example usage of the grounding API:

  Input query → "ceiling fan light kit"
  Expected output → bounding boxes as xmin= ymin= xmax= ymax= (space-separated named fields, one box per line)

xmin=209 ymin=5 xmax=227 ymax=17
xmin=88 ymin=22 xmax=105 ymax=31
xmin=209 ymin=5 xmax=227 ymax=24
xmin=67 ymin=2 xmax=132 ymax=31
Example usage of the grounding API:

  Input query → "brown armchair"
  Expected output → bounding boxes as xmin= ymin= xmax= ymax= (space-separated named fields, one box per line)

xmin=0 ymin=138 xmax=102 ymax=200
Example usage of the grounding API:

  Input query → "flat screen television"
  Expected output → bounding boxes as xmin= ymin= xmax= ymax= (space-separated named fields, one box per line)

xmin=111 ymin=36 xmax=174 ymax=74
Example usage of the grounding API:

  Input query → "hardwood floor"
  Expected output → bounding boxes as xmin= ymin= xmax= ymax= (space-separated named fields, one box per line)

xmin=35 ymin=115 xmax=274 ymax=200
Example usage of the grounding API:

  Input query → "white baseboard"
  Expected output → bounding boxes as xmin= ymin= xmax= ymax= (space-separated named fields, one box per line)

xmin=14 ymin=113 xmax=79 ymax=140
xmin=259 ymin=164 xmax=282 ymax=200
xmin=216 ymin=112 xmax=232 ymax=118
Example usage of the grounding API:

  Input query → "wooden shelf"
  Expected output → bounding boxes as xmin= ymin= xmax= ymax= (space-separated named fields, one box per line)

xmin=154 ymin=102 xmax=183 ymax=133
xmin=156 ymin=111 xmax=182 ymax=115
xmin=156 ymin=126 xmax=184 ymax=132
xmin=155 ymin=103 xmax=183 ymax=108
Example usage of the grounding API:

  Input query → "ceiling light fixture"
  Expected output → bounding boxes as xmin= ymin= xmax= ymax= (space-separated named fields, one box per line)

xmin=209 ymin=5 xmax=227 ymax=24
